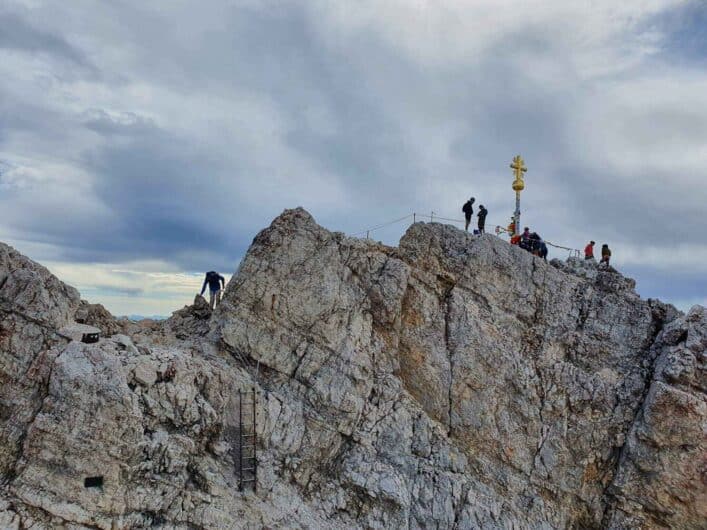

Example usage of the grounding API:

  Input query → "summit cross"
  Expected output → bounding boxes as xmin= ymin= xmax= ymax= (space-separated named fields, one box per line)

xmin=510 ymin=155 xmax=527 ymax=237
xmin=510 ymin=155 xmax=527 ymax=180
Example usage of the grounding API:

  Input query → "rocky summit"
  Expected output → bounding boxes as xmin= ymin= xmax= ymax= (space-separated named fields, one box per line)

xmin=0 ymin=208 xmax=705 ymax=529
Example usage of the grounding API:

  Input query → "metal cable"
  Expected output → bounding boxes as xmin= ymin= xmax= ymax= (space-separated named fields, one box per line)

xmin=350 ymin=210 xmax=584 ymax=257
xmin=352 ymin=213 xmax=415 ymax=237
xmin=0 ymin=300 xmax=73 ymax=341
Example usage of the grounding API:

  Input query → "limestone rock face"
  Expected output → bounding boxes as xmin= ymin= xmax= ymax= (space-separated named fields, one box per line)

xmin=74 ymin=301 xmax=127 ymax=337
xmin=166 ymin=294 xmax=212 ymax=339
xmin=0 ymin=242 xmax=80 ymax=327
xmin=603 ymin=306 xmax=707 ymax=529
xmin=0 ymin=243 xmax=80 ymax=482
xmin=0 ymin=210 xmax=704 ymax=529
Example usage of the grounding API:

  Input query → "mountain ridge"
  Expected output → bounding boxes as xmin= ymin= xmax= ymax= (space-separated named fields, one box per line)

xmin=0 ymin=209 xmax=704 ymax=529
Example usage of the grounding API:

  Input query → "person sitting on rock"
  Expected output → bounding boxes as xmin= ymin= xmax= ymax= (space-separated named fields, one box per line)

xmin=584 ymin=241 xmax=595 ymax=260
xmin=538 ymin=240 xmax=548 ymax=260
xmin=600 ymin=244 xmax=611 ymax=268
xmin=462 ymin=197 xmax=475 ymax=231
xmin=529 ymin=233 xmax=547 ymax=260
xmin=477 ymin=205 xmax=488 ymax=234
xmin=200 ymin=271 xmax=226 ymax=309
xmin=528 ymin=232 xmax=541 ymax=255
xmin=519 ymin=227 xmax=532 ymax=251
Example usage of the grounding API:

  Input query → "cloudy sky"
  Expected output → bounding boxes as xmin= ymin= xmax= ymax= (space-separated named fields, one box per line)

xmin=1 ymin=0 xmax=706 ymax=316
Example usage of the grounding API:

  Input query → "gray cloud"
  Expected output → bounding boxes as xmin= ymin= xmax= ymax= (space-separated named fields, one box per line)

xmin=0 ymin=11 xmax=83 ymax=63
xmin=651 ymin=0 xmax=707 ymax=65
xmin=0 ymin=9 xmax=97 ymax=79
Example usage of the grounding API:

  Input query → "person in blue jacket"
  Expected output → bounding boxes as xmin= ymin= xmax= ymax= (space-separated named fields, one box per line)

xmin=200 ymin=271 xmax=226 ymax=309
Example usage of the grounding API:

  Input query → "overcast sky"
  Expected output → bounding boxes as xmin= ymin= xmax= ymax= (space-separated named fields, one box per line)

xmin=1 ymin=0 xmax=706 ymax=316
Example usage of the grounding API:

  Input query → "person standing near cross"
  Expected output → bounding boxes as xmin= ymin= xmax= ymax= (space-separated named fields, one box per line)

xmin=477 ymin=205 xmax=488 ymax=234
xmin=462 ymin=197 xmax=475 ymax=231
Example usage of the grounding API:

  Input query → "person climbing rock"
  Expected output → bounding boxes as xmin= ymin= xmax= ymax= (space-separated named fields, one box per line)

xmin=585 ymin=241 xmax=595 ymax=260
xmin=477 ymin=205 xmax=488 ymax=234
xmin=462 ymin=197 xmax=475 ymax=231
xmin=600 ymin=244 xmax=612 ymax=268
xmin=200 ymin=271 xmax=226 ymax=309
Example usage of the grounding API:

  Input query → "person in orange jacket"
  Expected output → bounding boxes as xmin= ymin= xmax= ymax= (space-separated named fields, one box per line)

xmin=507 ymin=217 xmax=516 ymax=238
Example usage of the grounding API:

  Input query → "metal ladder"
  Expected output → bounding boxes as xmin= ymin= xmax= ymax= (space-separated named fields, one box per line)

xmin=237 ymin=388 xmax=257 ymax=492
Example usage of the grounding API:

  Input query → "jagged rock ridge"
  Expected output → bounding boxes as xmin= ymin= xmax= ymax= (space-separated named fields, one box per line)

xmin=0 ymin=209 xmax=704 ymax=529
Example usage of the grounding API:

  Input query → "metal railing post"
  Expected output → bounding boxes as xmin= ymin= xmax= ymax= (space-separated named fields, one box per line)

xmin=252 ymin=388 xmax=257 ymax=493
xmin=238 ymin=389 xmax=243 ymax=491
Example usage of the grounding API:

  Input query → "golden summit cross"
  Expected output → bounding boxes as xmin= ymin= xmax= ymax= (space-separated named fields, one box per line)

xmin=510 ymin=155 xmax=527 ymax=237
xmin=510 ymin=155 xmax=527 ymax=180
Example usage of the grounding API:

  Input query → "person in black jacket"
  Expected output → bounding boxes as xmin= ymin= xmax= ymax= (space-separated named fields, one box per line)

xmin=477 ymin=205 xmax=488 ymax=234
xmin=200 ymin=271 xmax=226 ymax=309
xmin=600 ymin=244 xmax=612 ymax=268
xmin=462 ymin=197 xmax=475 ymax=231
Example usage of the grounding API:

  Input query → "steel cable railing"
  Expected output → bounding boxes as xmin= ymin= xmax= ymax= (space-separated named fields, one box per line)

xmin=351 ymin=211 xmax=583 ymax=257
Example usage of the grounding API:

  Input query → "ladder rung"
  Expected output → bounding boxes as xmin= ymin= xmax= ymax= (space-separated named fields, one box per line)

xmin=240 ymin=478 xmax=256 ymax=483
xmin=241 ymin=467 xmax=256 ymax=471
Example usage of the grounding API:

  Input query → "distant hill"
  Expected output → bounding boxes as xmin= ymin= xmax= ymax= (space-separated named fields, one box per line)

xmin=122 ymin=314 xmax=167 ymax=321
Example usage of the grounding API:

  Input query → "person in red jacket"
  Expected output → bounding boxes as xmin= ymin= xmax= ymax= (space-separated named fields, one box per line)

xmin=584 ymin=241 xmax=595 ymax=260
